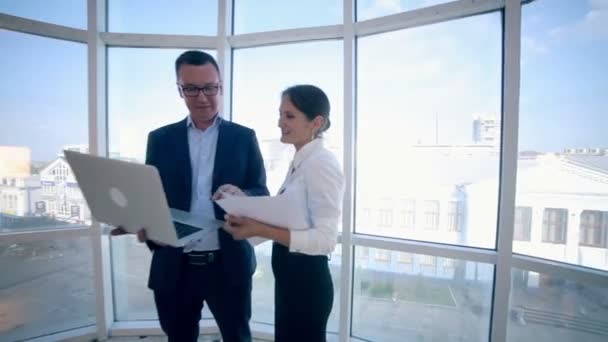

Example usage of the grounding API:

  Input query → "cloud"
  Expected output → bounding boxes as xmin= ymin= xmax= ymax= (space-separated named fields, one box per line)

xmin=358 ymin=0 xmax=403 ymax=20
xmin=522 ymin=36 xmax=550 ymax=55
xmin=549 ymin=0 xmax=608 ymax=41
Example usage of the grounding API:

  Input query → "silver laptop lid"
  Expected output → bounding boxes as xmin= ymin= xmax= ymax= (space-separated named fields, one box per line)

xmin=64 ymin=150 xmax=179 ymax=246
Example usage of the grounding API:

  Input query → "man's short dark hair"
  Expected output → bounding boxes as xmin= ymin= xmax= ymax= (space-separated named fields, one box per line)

xmin=175 ymin=50 xmax=220 ymax=78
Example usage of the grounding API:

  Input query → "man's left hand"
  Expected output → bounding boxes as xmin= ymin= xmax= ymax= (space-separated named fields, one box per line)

xmin=212 ymin=184 xmax=246 ymax=200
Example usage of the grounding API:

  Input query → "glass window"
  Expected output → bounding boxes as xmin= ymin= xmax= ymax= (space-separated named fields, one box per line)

xmin=0 ymin=0 xmax=87 ymax=28
xmin=112 ymin=236 xmax=153 ymax=319
xmin=424 ymin=200 xmax=440 ymax=230
xmin=357 ymin=0 xmax=452 ymax=22
xmin=356 ymin=13 xmax=502 ymax=248
xmin=397 ymin=252 xmax=413 ymax=264
xmin=0 ymin=30 xmax=88 ymax=232
xmin=232 ymin=40 xmax=343 ymax=194
xmin=111 ymin=235 xmax=215 ymax=321
xmin=359 ymin=207 xmax=372 ymax=227
xmin=399 ymin=199 xmax=416 ymax=230
xmin=234 ymin=0 xmax=342 ymax=34
xmin=250 ymin=241 xmax=341 ymax=336
xmin=579 ymin=210 xmax=608 ymax=248
xmin=108 ymin=48 xmax=215 ymax=162
xmin=508 ymin=268 xmax=608 ymax=342
xmin=357 ymin=246 xmax=370 ymax=260
xmin=353 ymin=247 xmax=493 ymax=341
xmin=542 ymin=208 xmax=568 ymax=244
xmin=232 ymin=41 xmax=343 ymax=334
xmin=378 ymin=198 xmax=394 ymax=228
xmin=514 ymin=207 xmax=533 ymax=241
xmin=0 ymin=238 xmax=95 ymax=341
xmin=108 ymin=0 xmax=218 ymax=35
xmin=419 ymin=254 xmax=437 ymax=267
xmin=108 ymin=48 xmax=216 ymax=321
xmin=447 ymin=201 xmax=463 ymax=232
xmin=375 ymin=249 xmax=391 ymax=262
xmin=517 ymin=0 xmax=608 ymax=270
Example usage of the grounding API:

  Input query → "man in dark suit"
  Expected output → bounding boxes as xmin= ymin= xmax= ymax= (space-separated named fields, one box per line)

xmin=116 ymin=50 xmax=268 ymax=342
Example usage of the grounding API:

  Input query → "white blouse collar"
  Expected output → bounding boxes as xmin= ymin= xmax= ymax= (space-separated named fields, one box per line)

xmin=292 ymin=138 xmax=324 ymax=169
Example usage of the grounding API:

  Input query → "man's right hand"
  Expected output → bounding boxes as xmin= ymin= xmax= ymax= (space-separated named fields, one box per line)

xmin=110 ymin=226 xmax=130 ymax=236
xmin=110 ymin=227 xmax=166 ymax=246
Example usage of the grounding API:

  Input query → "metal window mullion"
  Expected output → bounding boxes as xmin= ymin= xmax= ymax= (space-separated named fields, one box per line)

xmin=228 ymin=25 xmax=343 ymax=49
xmin=0 ymin=13 xmax=87 ymax=42
xmin=352 ymin=234 xmax=498 ymax=264
xmin=100 ymin=32 xmax=217 ymax=49
xmin=355 ymin=0 xmax=506 ymax=37
xmin=491 ymin=0 xmax=522 ymax=341
xmin=217 ymin=0 xmax=234 ymax=121
xmin=511 ymin=254 xmax=608 ymax=288
xmin=339 ymin=1 xmax=355 ymax=341
xmin=0 ymin=226 xmax=90 ymax=244
xmin=87 ymin=0 xmax=113 ymax=340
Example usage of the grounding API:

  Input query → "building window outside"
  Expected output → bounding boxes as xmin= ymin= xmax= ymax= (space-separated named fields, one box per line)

xmin=443 ymin=258 xmax=455 ymax=270
xmin=447 ymin=201 xmax=463 ymax=232
xmin=48 ymin=201 xmax=56 ymax=215
xmin=54 ymin=164 xmax=69 ymax=181
xmin=375 ymin=249 xmax=391 ymax=262
xmin=378 ymin=198 xmax=394 ymax=227
xmin=399 ymin=199 xmax=415 ymax=230
xmin=358 ymin=247 xmax=370 ymax=260
xmin=58 ymin=202 xmax=69 ymax=216
xmin=420 ymin=254 xmax=437 ymax=267
xmin=397 ymin=252 xmax=413 ymax=264
xmin=424 ymin=200 xmax=440 ymax=230
xmin=514 ymin=206 xmax=532 ymax=241
xmin=542 ymin=208 xmax=568 ymax=244
xmin=360 ymin=207 xmax=372 ymax=227
xmin=579 ymin=210 xmax=608 ymax=248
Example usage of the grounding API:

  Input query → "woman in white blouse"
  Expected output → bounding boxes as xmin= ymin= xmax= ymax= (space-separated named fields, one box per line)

xmin=223 ymin=84 xmax=344 ymax=342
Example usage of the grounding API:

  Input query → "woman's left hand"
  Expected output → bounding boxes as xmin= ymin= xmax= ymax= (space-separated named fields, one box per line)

xmin=223 ymin=214 xmax=264 ymax=240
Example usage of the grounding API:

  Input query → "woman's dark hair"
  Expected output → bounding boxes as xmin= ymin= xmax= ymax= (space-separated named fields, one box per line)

xmin=282 ymin=84 xmax=331 ymax=136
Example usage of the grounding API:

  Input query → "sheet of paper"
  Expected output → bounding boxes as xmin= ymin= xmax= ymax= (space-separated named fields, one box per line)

xmin=170 ymin=208 xmax=222 ymax=230
xmin=215 ymin=190 xmax=310 ymax=246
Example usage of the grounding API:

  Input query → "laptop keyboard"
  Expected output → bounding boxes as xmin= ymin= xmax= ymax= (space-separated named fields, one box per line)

xmin=173 ymin=221 xmax=201 ymax=239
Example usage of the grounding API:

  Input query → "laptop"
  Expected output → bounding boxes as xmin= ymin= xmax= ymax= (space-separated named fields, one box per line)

xmin=64 ymin=150 xmax=222 ymax=247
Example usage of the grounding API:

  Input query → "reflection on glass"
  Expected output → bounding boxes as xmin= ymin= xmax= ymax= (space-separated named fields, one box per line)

xmin=108 ymin=0 xmax=217 ymax=35
xmin=0 ymin=238 xmax=95 ymax=341
xmin=234 ymin=0 xmax=342 ymax=34
xmin=251 ymin=241 xmax=341 ymax=336
xmin=232 ymin=41 xmax=344 ymax=194
xmin=352 ymin=247 xmax=493 ymax=341
xmin=0 ymin=30 xmax=89 ymax=232
xmin=356 ymin=13 xmax=502 ymax=248
xmin=508 ymin=268 xmax=608 ymax=342
xmin=0 ymin=0 xmax=87 ymax=28
xmin=357 ymin=0 xmax=451 ymax=22
xmin=516 ymin=0 xmax=608 ymax=271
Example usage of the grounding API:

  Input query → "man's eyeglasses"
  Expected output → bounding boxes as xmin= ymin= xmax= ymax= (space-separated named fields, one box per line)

xmin=178 ymin=84 xmax=221 ymax=97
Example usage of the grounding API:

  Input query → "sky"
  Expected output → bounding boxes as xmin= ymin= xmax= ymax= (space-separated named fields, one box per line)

xmin=0 ymin=0 xmax=607 ymax=163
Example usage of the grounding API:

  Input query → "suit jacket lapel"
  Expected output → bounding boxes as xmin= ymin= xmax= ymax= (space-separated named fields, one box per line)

xmin=213 ymin=118 xmax=230 ymax=189
xmin=175 ymin=118 xmax=192 ymax=204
